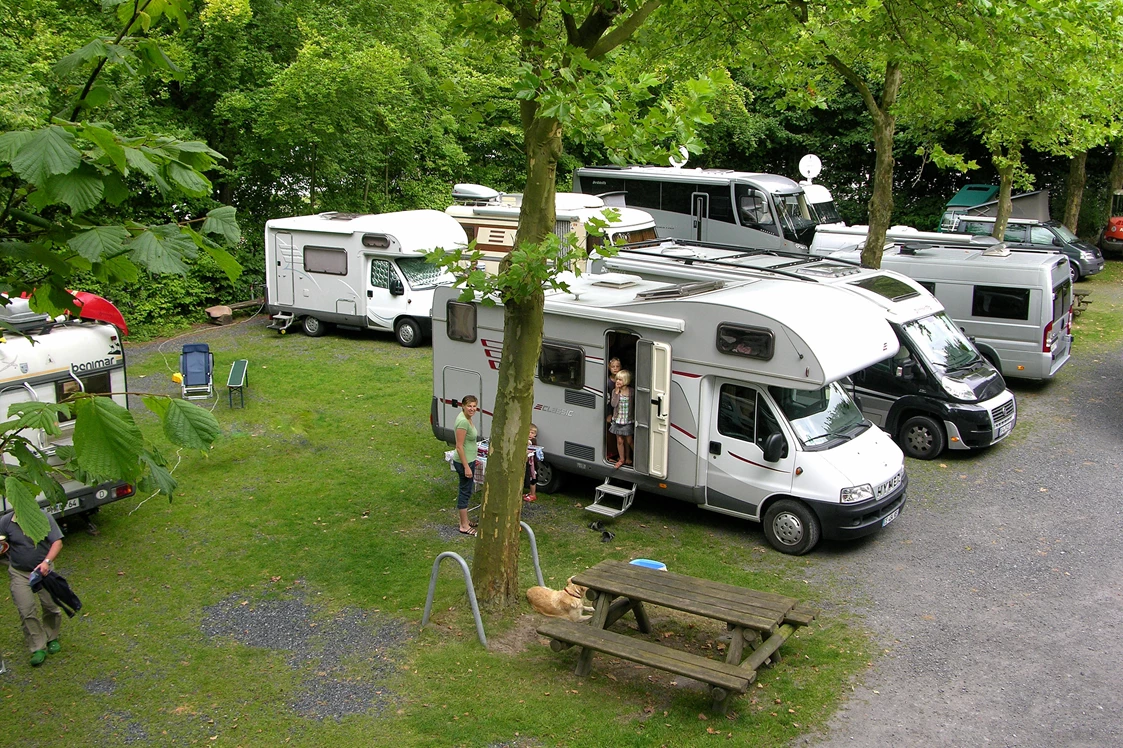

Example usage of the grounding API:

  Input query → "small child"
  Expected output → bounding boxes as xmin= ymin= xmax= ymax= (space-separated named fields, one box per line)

xmin=607 ymin=370 xmax=634 ymax=469
xmin=605 ymin=358 xmax=622 ymax=461
xmin=523 ymin=423 xmax=541 ymax=501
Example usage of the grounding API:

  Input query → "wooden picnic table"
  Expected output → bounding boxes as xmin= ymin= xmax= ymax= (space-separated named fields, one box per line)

xmin=537 ymin=559 xmax=816 ymax=713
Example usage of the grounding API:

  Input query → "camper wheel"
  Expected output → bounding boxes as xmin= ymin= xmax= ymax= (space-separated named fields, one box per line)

xmin=762 ymin=499 xmax=820 ymax=555
xmin=535 ymin=461 xmax=564 ymax=494
xmin=301 ymin=316 xmax=330 ymax=337
xmin=899 ymin=414 xmax=945 ymax=460
xmin=394 ymin=317 xmax=423 ymax=348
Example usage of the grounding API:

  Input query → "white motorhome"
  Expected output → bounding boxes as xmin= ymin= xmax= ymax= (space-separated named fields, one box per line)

xmin=431 ymin=273 xmax=907 ymax=555
xmin=445 ymin=184 xmax=657 ymax=273
xmin=265 ymin=210 xmax=466 ymax=347
xmin=824 ymin=240 xmax=1073 ymax=380
xmin=0 ymin=299 xmax=135 ymax=521
xmin=598 ymin=243 xmax=1016 ymax=460
xmin=573 ymin=165 xmax=817 ymax=252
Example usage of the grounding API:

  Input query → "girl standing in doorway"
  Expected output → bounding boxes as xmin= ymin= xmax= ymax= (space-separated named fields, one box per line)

xmin=608 ymin=370 xmax=634 ymax=469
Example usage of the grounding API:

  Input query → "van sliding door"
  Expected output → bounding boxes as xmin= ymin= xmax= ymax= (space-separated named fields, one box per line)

xmin=276 ymin=232 xmax=295 ymax=306
xmin=633 ymin=340 xmax=671 ymax=478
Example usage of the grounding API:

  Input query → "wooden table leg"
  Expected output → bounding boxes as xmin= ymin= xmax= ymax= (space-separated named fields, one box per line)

xmin=725 ymin=625 xmax=745 ymax=665
xmin=631 ymin=600 xmax=653 ymax=634
xmin=574 ymin=592 xmax=612 ymax=677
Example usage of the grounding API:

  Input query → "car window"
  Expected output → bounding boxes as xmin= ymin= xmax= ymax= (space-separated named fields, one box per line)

xmin=1030 ymin=227 xmax=1057 ymax=246
xmin=1003 ymin=225 xmax=1027 ymax=242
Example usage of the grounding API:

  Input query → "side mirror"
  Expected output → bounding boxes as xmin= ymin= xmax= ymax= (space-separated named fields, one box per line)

xmin=762 ymin=432 xmax=786 ymax=463
xmin=1052 ymin=236 xmax=1062 ymax=247
xmin=389 ymin=275 xmax=405 ymax=296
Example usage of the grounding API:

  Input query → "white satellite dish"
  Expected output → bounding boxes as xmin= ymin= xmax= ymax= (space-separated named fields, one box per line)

xmin=799 ymin=154 xmax=822 ymax=181
xmin=669 ymin=145 xmax=690 ymax=169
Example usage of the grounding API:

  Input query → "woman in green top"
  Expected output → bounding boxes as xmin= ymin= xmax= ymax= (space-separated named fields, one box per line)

xmin=454 ymin=395 xmax=479 ymax=536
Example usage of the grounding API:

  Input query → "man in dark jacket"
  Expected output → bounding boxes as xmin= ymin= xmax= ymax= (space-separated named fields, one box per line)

xmin=0 ymin=507 xmax=64 ymax=667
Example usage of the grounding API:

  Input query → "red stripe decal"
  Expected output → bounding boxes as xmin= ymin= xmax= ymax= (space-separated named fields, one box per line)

xmin=729 ymin=451 xmax=788 ymax=473
xmin=671 ymin=423 xmax=695 ymax=440
xmin=672 ymin=370 xmax=702 ymax=378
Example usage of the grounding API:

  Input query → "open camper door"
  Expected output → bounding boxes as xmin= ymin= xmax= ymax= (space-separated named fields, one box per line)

xmin=633 ymin=340 xmax=671 ymax=478
xmin=439 ymin=367 xmax=487 ymax=437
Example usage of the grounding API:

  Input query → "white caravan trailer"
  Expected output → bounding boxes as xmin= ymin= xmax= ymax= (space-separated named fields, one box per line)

xmin=597 ymin=242 xmax=1016 ymax=460
xmin=573 ymin=166 xmax=817 ymax=252
xmin=824 ymin=241 xmax=1073 ymax=380
xmin=445 ymin=184 xmax=657 ymax=273
xmin=430 ymin=273 xmax=907 ymax=554
xmin=0 ymin=298 xmax=135 ymax=521
xmin=265 ymin=210 xmax=466 ymax=347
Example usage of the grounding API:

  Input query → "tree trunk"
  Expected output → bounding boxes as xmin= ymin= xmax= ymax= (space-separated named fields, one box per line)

xmin=991 ymin=144 xmax=1016 ymax=240
xmin=471 ymin=112 xmax=559 ymax=609
xmin=309 ymin=143 xmax=318 ymax=214
xmin=1063 ymin=151 xmax=1087 ymax=234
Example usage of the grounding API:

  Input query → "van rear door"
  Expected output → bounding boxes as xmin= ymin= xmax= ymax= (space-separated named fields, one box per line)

xmin=633 ymin=340 xmax=671 ymax=478
xmin=1047 ymin=269 xmax=1073 ymax=371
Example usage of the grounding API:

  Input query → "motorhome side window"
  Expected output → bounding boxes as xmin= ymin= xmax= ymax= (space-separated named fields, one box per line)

xmin=917 ymin=280 xmax=936 ymax=295
xmin=538 ymin=343 xmax=584 ymax=388
xmin=371 ymin=259 xmax=391 ymax=288
xmin=56 ymin=372 xmax=112 ymax=423
xmin=446 ymin=301 xmax=477 ymax=343
xmin=733 ymin=185 xmax=777 ymax=235
xmin=304 ymin=246 xmax=347 ymax=275
xmin=717 ymin=384 xmax=757 ymax=442
xmin=716 ymin=324 xmax=774 ymax=360
xmin=972 ymin=286 xmax=1031 ymax=320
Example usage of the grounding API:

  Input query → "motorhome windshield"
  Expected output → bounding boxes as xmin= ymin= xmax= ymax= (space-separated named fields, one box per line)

xmin=768 ymin=382 xmax=866 ymax=447
xmin=901 ymin=313 xmax=979 ymax=372
xmin=398 ymin=257 xmax=446 ymax=289
xmin=774 ymin=193 xmax=816 ymax=245
xmin=809 ymin=200 xmax=842 ymax=225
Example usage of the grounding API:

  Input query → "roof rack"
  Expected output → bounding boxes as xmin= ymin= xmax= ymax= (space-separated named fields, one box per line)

xmin=635 ymin=280 xmax=725 ymax=300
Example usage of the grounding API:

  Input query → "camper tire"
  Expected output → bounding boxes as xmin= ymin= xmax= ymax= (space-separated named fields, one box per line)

xmin=394 ymin=317 xmax=423 ymax=348
xmin=535 ymin=461 xmax=563 ymax=494
xmin=301 ymin=316 xmax=330 ymax=337
xmin=762 ymin=499 xmax=820 ymax=555
xmin=899 ymin=414 xmax=945 ymax=460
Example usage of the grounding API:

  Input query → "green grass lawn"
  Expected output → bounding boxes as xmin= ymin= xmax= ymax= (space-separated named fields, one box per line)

xmin=1 ymin=319 xmax=870 ymax=746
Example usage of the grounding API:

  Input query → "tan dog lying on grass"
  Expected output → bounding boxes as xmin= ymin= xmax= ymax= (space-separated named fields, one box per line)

xmin=526 ymin=577 xmax=594 ymax=622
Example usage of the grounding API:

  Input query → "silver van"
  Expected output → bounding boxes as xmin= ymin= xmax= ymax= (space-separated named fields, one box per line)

xmin=826 ymin=241 xmax=1073 ymax=380
xmin=955 ymin=216 xmax=1104 ymax=282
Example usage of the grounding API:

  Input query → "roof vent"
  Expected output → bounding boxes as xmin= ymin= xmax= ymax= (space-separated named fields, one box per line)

xmin=981 ymin=243 xmax=1012 ymax=257
xmin=899 ymin=243 xmax=926 ymax=255
xmin=321 ymin=212 xmax=363 ymax=221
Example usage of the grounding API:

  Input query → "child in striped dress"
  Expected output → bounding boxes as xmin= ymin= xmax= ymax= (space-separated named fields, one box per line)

xmin=607 ymin=370 xmax=634 ymax=469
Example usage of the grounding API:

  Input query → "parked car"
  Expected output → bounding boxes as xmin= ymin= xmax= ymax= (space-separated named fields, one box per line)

xmin=1099 ymin=189 xmax=1123 ymax=256
xmin=954 ymin=216 xmax=1104 ymax=282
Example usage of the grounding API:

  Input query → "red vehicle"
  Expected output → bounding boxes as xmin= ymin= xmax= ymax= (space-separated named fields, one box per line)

xmin=1100 ymin=190 xmax=1123 ymax=256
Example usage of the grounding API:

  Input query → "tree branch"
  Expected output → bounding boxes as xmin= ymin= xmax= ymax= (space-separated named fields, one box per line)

xmin=69 ymin=0 xmax=156 ymax=121
xmin=587 ymin=1 xmax=663 ymax=59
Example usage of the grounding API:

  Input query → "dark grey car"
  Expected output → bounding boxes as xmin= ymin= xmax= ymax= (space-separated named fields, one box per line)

xmin=956 ymin=217 xmax=1105 ymax=281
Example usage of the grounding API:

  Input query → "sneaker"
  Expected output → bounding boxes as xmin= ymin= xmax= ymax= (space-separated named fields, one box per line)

xmin=46 ymin=640 xmax=61 ymax=655
xmin=522 ymin=494 xmax=536 ymax=502
xmin=30 ymin=650 xmax=46 ymax=667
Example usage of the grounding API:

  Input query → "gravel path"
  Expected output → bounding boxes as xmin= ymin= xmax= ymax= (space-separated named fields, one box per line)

xmin=806 ymin=296 xmax=1123 ymax=746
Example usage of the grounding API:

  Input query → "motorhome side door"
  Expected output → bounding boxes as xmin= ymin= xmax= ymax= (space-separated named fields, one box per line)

xmin=690 ymin=192 xmax=709 ymax=242
xmin=366 ymin=257 xmax=409 ymax=331
xmin=275 ymin=232 xmax=295 ymax=306
xmin=633 ymin=340 xmax=671 ymax=478
xmin=705 ymin=381 xmax=794 ymax=518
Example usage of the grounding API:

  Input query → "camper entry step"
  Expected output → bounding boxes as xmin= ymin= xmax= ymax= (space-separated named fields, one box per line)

xmin=587 ymin=478 xmax=636 ymax=519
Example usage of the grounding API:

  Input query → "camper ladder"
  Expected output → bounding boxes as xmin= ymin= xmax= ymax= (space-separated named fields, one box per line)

xmin=267 ymin=312 xmax=295 ymax=332
xmin=586 ymin=477 xmax=637 ymax=519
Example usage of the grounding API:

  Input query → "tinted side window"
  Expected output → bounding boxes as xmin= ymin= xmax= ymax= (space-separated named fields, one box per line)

xmin=699 ymin=184 xmax=735 ymax=223
xmin=624 ymin=179 xmax=660 ymax=210
xmin=717 ymin=384 xmax=757 ymax=442
xmin=959 ymin=221 xmax=992 ymax=237
xmin=447 ymin=301 xmax=477 ymax=343
xmin=972 ymin=286 xmax=1031 ymax=320
xmin=582 ymin=176 xmax=624 ymax=194
xmin=1003 ymin=225 xmax=1028 ymax=242
xmin=538 ymin=343 xmax=584 ymax=388
xmin=917 ymin=280 xmax=936 ymax=295
xmin=1030 ymin=227 xmax=1056 ymax=246
xmin=716 ymin=324 xmax=775 ymax=360
xmin=660 ymin=182 xmax=695 ymax=214
xmin=304 ymin=246 xmax=347 ymax=275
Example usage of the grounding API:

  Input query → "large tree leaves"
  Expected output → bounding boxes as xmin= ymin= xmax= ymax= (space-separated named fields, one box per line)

xmin=10 ymin=126 xmax=81 ymax=187
xmin=4 ymin=401 xmax=70 ymax=437
xmin=201 ymin=206 xmax=241 ymax=245
xmin=70 ymin=225 xmax=130 ymax=263
xmin=162 ymin=399 xmax=221 ymax=450
xmin=4 ymin=477 xmax=49 ymax=544
xmin=128 ymin=224 xmax=195 ymax=274
xmin=72 ymin=396 xmax=144 ymax=483
xmin=44 ymin=162 xmax=105 ymax=214
xmin=5 ymin=441 xmax=68 ymax=508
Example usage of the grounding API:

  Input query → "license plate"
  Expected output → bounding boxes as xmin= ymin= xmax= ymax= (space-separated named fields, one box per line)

xmin=882 ymin=508 xmax=900 ymax=527
xmin=48 ymin=498 xmax=80 ymax=516
xmin=996 ymin=422 xmax=1012 ymax=440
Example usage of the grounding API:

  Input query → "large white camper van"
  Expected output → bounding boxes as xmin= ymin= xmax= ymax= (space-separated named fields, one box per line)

xmin=573 ymin=166 xmax=817 ymax=252
xmin=265 ymin=210 xmax=466 ymax=347
xmin=0 ymin=298 xmax=135 ymax=521
xmin=431 ymin=273 xmax=907 ymax=555
xmin=597 ymin=243 xmax=1016 ymax=460
xmin=445 ymin=184 xmax=657 ymax=273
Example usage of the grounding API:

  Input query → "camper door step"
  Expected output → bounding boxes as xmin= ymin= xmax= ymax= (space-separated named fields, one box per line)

xmin=587 ymin=478 xmax=636 ymax=519
xmin=267 ymin=312 xmax=295 ymax=331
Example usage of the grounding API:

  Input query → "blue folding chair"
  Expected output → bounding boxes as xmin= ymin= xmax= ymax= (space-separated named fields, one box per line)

xmin=180 ymin=343 xmax=215 ymax=400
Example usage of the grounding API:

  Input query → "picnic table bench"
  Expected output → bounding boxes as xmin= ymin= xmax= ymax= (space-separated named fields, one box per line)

xmin=1073 ymin=288 xmax=1092 ymax=317
xmin=227 ymin=359 xmax=249 ymax=408
xmin=537 ymin=559 xmax=816 ymax=714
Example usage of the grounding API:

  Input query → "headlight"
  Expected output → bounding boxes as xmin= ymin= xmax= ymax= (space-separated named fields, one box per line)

xmin=841 ymin=484 xmax=874 ymax=503
xmin=1080 ymin=250 xmax=1095 ymax=259
xmin=941 ymin=376 xmax=977 ymax=401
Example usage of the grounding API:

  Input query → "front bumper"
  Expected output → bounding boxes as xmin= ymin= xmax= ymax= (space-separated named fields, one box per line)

xmin=943 ymin=390 xmax=1017 ymax=450
xmin=813 ymin=474 xmax=908 ymax=541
